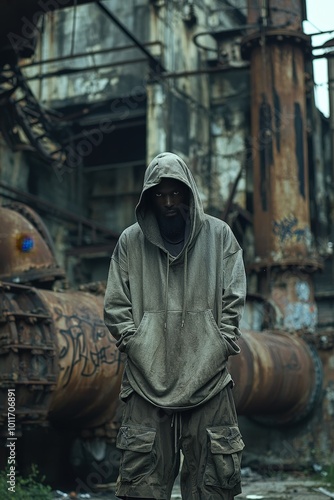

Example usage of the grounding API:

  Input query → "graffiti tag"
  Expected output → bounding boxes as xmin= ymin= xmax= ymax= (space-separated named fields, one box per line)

xmin=273 ymin=216 xmax=309 ymax=243
xmin=53 ymin=307 xmax=122 ymax=388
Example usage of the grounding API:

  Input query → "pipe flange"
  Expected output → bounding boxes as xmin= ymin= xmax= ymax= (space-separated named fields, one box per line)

xmin=241 ymin=29 xmax=312 ymax=60
xmin=249 ymin=256 xmax=323 ymax=274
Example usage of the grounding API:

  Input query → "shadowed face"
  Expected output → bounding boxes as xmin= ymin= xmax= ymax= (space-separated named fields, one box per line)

xmin=150 ymin=178 xmax=189 ymax=218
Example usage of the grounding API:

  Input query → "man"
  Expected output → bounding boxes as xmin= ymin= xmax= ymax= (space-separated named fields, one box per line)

xmin=104 ymin=152 xmax=246 ymax=500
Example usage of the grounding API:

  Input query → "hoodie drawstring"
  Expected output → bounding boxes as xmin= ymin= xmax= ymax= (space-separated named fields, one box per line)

xmin=164 ymin=255 xmax=170 ymax=332
xmin=181 ymin=250 xmax=188 ymax=329
xmin=164 ymin=250 xmax=188 ymax=331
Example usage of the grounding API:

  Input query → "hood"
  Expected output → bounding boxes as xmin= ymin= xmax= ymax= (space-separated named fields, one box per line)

xmin=136 ymin=152 xmax=205 ymax=253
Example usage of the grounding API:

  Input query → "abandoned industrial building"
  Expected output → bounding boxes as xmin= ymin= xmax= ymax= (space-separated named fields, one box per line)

xmin=0 ymin=0 xmax=334 ymax=498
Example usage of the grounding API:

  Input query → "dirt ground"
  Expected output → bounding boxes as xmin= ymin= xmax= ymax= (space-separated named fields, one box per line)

xmin=238 ymin=472 xmax=334 ymax=500
xmin=52 ymin=469 xmax=334 ymax=500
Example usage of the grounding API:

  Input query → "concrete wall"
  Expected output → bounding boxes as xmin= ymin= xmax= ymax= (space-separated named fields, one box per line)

xmin=28 ymin=0 xmax=150 ymax=106
xmin=25 ymin=0 xmax=248 ymax=228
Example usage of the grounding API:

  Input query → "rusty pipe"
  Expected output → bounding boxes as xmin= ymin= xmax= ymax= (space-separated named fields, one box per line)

xmin=229 ymin=330 xmax=323 ymax=424
xmin=241 ymin=0 xmax=314 ymax=267
xmin=0 ymin=282 xmax=124 ymax=432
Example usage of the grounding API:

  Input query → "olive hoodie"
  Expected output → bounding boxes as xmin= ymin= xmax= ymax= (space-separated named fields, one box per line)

xmin=104 ymin=152 xmax=246 ymax=410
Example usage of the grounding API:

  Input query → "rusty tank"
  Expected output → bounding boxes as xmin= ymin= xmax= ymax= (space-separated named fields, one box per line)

xmin=0 ymin=202 xmax=65 ymax=284
xmin=0 ymin=204 xmax=123 ymax=436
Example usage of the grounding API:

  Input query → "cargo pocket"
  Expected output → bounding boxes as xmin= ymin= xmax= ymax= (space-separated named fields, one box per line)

xmin=116 ymin=425 xmax=156 ymax=482
xmin=204 ymin=426 xmax=244 ymax=489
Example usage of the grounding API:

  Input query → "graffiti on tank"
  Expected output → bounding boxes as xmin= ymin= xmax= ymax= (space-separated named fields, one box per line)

xmin=53 ymin=307 xmax=122 ymax=388
xmin=273 ymin=216 xmax=309 ymax=243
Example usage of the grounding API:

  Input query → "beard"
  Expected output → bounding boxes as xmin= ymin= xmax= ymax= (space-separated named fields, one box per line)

xmin=157 ymin=210 xmax=187 ymax=242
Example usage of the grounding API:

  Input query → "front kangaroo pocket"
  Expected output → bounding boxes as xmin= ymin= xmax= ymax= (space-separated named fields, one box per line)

xmin=126 ymin=310 xmax=229 ymax=405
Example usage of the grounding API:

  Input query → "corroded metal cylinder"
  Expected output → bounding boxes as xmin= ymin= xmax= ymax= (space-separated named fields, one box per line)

xmin=242 ymin=1 xmax=315 ymax=267
xmin=248 ymin=39 xmax=311 ymax=264
xmin=0 ymin=282 xmax=123 ymax=433
xmin=0 ymin=204 xmax=64 ymax=283
xmin=0 ymin=204 xmax=122 ymax=433
xmin=229 ymin=330 xmax=323 ymax=424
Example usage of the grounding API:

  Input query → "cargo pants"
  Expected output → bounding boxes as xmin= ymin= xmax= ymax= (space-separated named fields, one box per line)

xmin=115 ymin=383 xmax=244 ymax=499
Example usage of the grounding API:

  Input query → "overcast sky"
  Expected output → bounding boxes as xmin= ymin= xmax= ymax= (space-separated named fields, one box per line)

xmin=304 ymin=0 xmax=334 ymax=116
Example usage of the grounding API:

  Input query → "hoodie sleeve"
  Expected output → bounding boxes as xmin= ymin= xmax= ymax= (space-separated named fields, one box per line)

xmin=104 ymin=233 xmax=136 ymax=352
xmin=220 ymin=227 xmax=247 ymax=356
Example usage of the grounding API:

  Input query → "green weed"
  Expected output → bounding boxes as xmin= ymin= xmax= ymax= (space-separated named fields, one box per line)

xmin=323 ymin=464 xmax=334 ymax=488
xmin=0 ymin=463 xmax=53 ymax=499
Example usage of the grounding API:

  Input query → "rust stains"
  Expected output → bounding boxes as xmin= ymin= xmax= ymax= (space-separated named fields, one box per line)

xmin=294 ymin=101 xmax=305 ymax=199
xmin=259 ymin=95 xmax=273 ymax=212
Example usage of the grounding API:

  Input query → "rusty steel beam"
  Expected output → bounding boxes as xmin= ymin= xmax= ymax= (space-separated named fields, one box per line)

xmin=20 ymin=41 xmax=162 ymax=69
xmin=24 ymin=57 xmax=148 ymax=81
xmin=229 ymin=330 xmax=322 ymax=424
xmin=95 ymin=0 xmax=165 ymax=75
xmin=0 ymin=182 xmax=119 ymax=240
